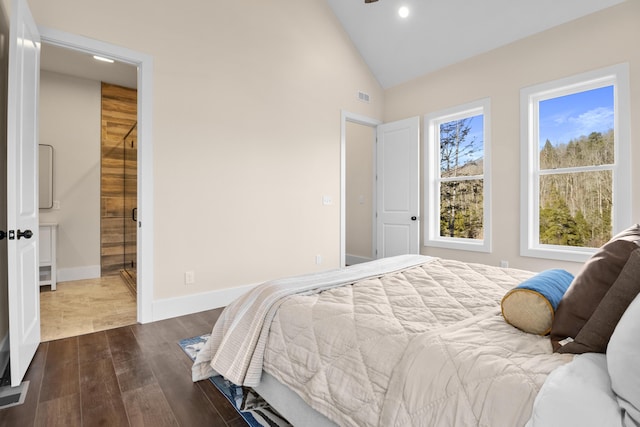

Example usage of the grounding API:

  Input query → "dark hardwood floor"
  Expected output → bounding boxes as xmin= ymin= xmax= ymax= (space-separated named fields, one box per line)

xmin=0 ymin=308 xmax=249 ymax=427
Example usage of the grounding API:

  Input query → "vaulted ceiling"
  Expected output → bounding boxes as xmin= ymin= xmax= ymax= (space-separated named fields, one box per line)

xmin=40 ymin=0 xmax=627 ymax=90
xmin=325 ymin=0 xmax=626 ymax=88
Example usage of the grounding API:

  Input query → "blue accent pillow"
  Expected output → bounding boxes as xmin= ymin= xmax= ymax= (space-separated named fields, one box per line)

xmin=501 ymin=269 xmax=574 ymax=335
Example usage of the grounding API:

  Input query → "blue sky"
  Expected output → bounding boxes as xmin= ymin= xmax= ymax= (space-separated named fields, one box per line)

xmin=439 ymin=114 xmax=484 ymax=169
xmin=539 ymin=86 xmax=614 ymax=149
xmin=462 ymin=114 xmax=483 ymax=164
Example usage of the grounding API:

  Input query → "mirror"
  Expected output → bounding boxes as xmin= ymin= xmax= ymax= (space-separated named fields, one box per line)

xmin=39 ymin=144 xmax=53 ymax=209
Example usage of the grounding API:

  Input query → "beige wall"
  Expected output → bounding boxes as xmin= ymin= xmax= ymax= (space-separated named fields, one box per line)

xmin=25 ymin=0 xmax=637 ymax=308
xmin=26 ymin=0 xmax=384 ymax=300
xmin=384 ymin=1 xmax=640 ymax=274
xmin=39 ymin=71 xmax=101 ymax=275
xmin=345 ymin=121 xmax=374 ymax=261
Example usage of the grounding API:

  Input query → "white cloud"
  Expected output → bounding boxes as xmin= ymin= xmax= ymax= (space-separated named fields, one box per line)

xmin=552 ymin=112 xmax=570 ymax=126
xmin=568 ymin=106 xmax=614 ymax=135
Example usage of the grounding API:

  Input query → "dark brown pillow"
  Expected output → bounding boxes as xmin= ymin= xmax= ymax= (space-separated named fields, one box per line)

xmin=550 ymin=224 xmax=640 ymax=352
xmin=557 ymin=248 xmax=640 ymax=354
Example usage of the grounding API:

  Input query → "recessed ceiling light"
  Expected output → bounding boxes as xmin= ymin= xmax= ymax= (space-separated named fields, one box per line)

xmin=93 ymin=55 xmax=114 ymax=63
xmin=398 ymin=6 xmax=410 ymax=18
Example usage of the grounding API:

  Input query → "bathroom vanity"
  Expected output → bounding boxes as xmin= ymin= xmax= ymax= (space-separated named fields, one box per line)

xmin=39 ymin=223 xmax=58 ymax=291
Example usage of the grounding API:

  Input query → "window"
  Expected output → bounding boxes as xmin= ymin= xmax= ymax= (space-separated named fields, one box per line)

xmin=424 ymin=98 xmax=491 ymax=252
xmin=520 ymin=64 xmax=632 ymax=262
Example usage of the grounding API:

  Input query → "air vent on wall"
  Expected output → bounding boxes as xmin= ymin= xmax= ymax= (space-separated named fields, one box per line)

xmin=357 ymin=90 xmax=370 ymax=103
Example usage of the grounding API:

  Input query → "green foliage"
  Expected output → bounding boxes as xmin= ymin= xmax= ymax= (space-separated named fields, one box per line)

xmin=539 ymin=188 xmax=585 ymax=246
xmin=538 ymin=130 xmax=614 ymax=247
xmin=540 ymin=130 xmax=614 ymax=169
xmin=438 ymin=118 xmax=484 ymax=239
xmin=440 ymin=180 xmax=484 ymax=238
xmin=436 ymin=117 xmax=613 ymax=247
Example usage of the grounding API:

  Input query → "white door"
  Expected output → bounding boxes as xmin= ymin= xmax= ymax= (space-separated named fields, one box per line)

xmin=7 ymin=0 xmax=41 ymax=387
xmin=376 ymin=117 xmax=420 ymax=258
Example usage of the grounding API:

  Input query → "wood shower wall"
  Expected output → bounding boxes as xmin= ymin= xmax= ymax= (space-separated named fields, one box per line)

xmin=100 ymin=83 xmax=137 ymax=276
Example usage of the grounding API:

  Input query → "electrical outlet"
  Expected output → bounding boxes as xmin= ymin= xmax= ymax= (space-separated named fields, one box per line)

xmin=316 ymin=255 xmax=323 ymax=265
xmin=185 ymin=271 xmax=195 ymax=285
xmin=500 ymin=260 xmax=509 ymax=268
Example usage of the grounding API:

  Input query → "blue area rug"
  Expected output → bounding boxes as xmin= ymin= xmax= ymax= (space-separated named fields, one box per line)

xmin=179 ymin=334 xmax=292 ymax=427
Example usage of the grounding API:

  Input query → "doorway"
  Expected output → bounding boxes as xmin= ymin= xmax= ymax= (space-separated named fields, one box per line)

xmin=5 ymin=4 xmax=153 ymax=387
xmin=38 ymin=28 xmax=155 ymax=323
xmin=340 ymin=111 xmax=421 ymax=267
xmin=340 ymin=111 xmax=381 ymax=267
xmin=345 ymin=121 xmax=376 ymax=266
xmin=38 ymin=49 xmax=139 ymax=341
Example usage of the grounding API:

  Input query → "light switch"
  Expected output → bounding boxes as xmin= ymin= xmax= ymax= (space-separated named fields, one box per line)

xmin=322 ymin=196 xmax=333 ymax=206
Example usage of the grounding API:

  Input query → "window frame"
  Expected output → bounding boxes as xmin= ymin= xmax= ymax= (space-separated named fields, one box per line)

xmin=424 ymin=98 xmax=492 ymax=252
xmin=520 ymin=64 xmax=632 ymax=262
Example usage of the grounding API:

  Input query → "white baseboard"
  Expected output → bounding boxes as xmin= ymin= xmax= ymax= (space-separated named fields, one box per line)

xmin=0 ymin=333 xmax=9 ymax=377
xmin=151 ymin=282 xmax=260 ymax=322
xmin=57 ymin=265 xmax=100 ymax=282
xmin=346 ymin=254 xmax=374 ymax=266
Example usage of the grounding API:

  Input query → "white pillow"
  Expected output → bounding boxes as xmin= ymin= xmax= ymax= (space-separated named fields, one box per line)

xmin=607 ymin=293 xmax=640 ymax=426
xmin=526 ymin=353 xmax=622 ymax=427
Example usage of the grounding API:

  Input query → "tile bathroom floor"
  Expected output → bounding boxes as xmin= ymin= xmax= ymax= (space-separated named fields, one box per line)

xmin=39 ymin=275 xmax=137 ymax=342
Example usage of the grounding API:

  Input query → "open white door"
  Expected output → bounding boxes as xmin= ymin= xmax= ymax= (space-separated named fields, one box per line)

xmin=7 ymin=0 xmax=41 ymax=387
xmin=376 ymin=117 xmax=420 ymax=258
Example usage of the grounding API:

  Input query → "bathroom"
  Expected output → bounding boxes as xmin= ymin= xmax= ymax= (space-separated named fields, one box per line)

xmin=38 ymin=43 xmax=138 ymax=341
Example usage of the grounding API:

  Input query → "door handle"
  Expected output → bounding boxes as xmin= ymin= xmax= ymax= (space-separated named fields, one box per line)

xmin=17 ymin=229 xmax=33 ymax=239
xmin=132 ymin=208 xmax=137 ymax=222
xmin=0 ymin=231 xmax=5 ymax=240
xmin=411 ymin=216 xmax=417 ymax=221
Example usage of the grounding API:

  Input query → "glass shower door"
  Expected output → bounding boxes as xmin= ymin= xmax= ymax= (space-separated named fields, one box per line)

xmin=123 ymin=123 xmax=137 ymax=290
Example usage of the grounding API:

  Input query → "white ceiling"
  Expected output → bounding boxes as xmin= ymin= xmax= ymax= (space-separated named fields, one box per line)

xmin=325 ymin=0 xmax=626 ymax=88
xmin=41 ymin=43 xmax=137 ymax=89
xmin=40 ymin=1 xmax=626 ymax=90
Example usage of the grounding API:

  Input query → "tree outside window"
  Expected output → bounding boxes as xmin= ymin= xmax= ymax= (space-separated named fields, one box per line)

xmin=425 ymin=99 xmax=491 ymax=252
xmin=538 ymin=86 xmax=614 ymax=249
xmin=439 ymin=115 xmax=484 ymax=239
xmin=521 ymin=64 xmax=632 ymax=262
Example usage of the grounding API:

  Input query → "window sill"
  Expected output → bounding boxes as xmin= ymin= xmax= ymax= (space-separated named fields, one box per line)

xmin=425 ymin=237 xmax=491 ymax=253
xmin=520 ymin=244 xmax=594 ymax=263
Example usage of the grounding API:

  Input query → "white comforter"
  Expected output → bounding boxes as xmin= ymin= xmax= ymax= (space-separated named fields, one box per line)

xmin=192 ymin=255 xmax=434 ymax=385
xmin=193 ymin=256 xmax=573 ymax=427
xmin=380 ymin=310 xmax=573 ymax=427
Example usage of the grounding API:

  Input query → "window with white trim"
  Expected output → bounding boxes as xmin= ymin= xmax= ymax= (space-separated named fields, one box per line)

xmin=424 ymin=98 xmax=491 ymax=252
xmin=520 ymin=64 xmax=632 ymax=262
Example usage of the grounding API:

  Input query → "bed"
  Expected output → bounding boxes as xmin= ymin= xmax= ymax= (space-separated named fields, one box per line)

xmin=192 ymin=226 xmax=640 ymax=427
